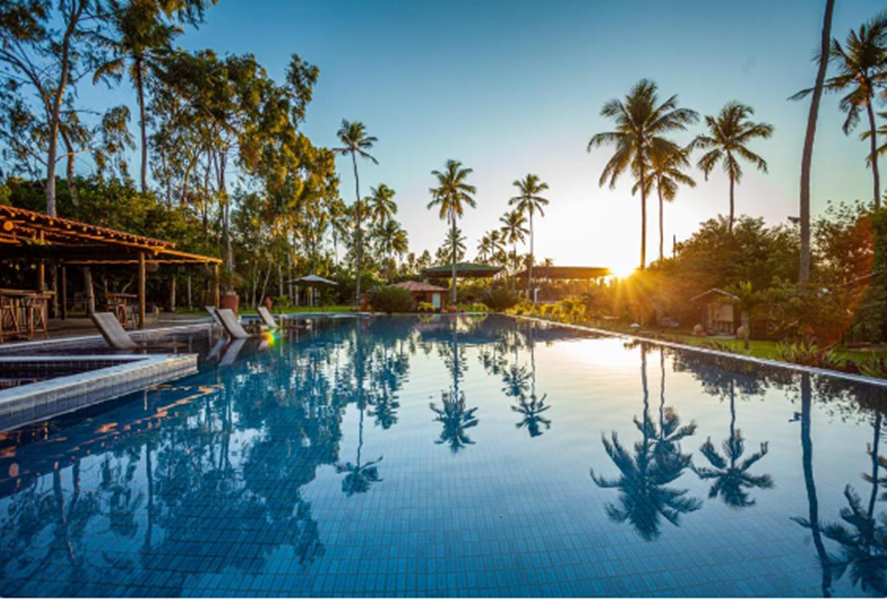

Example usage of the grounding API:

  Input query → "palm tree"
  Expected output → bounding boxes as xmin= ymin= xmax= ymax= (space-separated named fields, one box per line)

xmin=335 ymin=120 xmax=378 ymax=304
xmin=793 ymin=11 xmax=887 ymax=210
xmin=373 ymin=219 xmax=408 ymax=282
xmin=726 ymin=280 xmax=762 ymax=350
xmin=368 ymin=183 xmax=397 ymax=227
xmin=588 ymin=79 xmax=698 ymax=269
xmin=499 ymin=210 xmax=528 ymax=288
xmin=94 ymin=0 xmax=180 ymax=193
xmin=636 ymin=146 xmax=695 ymax=262
xmin=428 ymin=159 xmax=477 ymax=305
xmin=797 ymin=0 xmax=837 ymax=283
xmin=509 ymin=174 xmax=550 ymax=301
xmin=690 ymin=102 xmax=773 ymax=232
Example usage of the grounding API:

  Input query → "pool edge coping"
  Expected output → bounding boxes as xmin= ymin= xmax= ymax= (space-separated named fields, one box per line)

xmin=510 ymin=314 xmax=887 ymax=389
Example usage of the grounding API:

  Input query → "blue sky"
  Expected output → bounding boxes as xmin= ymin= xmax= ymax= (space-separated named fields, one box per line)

xmin=81 ymin=0 xmax=887 ymax=271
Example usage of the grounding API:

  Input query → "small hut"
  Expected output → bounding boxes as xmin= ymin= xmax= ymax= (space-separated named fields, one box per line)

xmin=690 ymin=288 xmax=739 ymax=335
xmin=392 ymin=281 xmax=448 ymax=309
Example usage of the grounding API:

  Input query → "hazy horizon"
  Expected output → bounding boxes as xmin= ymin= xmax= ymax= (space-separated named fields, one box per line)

xmin=75 ymin=0 xmax=886 ymax=274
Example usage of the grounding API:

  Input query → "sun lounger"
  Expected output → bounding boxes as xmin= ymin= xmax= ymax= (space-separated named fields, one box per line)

xmin=215 ymin=308 xmax=251 ymax=339
xmin=206 ymin=305 xmax=223 ymax=327
xmin=91 ymin=312 xmax=179 ymax=351
xmin=257 ymin=306 xmax=279 ymax=330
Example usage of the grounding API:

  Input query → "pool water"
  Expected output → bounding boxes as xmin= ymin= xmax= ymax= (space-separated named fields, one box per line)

xmin=0 ymin=315 xmax=885 ymax=597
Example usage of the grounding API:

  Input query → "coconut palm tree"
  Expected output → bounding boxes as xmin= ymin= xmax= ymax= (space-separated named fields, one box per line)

xmin=373 ymin=219 xmax=408 ymax=282
xmin=499 ymin=210 xmax=528 ymax=288
xmin=335 ymin=120 xmax=378 ymax=304
xmin=588 ymin=79 xmax=698 ymax=269
xmin=428 ymin=159 xmax=477 ymax=305
xmin=690 ymin=102 xmax=773 ymax=232
xmin=509 ymin=174 xmax=550 ymax=301
xmin=793 ymin=11 xmax=887 ymax=210
xmin=635 ymin=146 xmax=695 ymax=262
xmin=368 ymin=183 xmax=397 ymax=227
xmin=797 ymin=0 xmax=837 ymax=283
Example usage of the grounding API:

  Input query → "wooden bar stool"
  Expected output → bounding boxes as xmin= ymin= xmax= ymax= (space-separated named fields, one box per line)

xmin=25 ymin=293 xmax=51 ymax=340
xmin=0 ymin=294 xmax=21 ymax=343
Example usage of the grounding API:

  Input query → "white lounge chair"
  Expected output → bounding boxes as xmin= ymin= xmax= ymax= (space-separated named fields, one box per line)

xmin=91 ymin=312 xmax=178 ymax=351
xmin=215 ymin=308 xmax=251 ymax=339
xmin=257 ymin=306 xmax=279 ymax=330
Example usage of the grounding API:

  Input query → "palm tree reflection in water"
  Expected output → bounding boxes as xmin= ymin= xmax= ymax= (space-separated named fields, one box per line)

xmin=693 ymin=377 xmax=773 ymax=508
xmin=591 ymin=346 xmax=701 ymax=541
xmin=431 ymin=389 xmax=479 ymax=453
xmin=794 ymin=375 xmax=887 ymax=596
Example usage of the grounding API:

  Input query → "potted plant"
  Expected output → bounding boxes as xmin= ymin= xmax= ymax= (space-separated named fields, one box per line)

xmin=219 ymin=267 xmax=242 ymax=314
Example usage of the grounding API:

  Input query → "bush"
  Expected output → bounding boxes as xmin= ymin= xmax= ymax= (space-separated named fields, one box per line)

xmin=483 ymin=288 xmax=518 ymax=311
xmin=417 ymin=301 xmax=436 ymax=313
xmin=368 ymin=286 xmax=416 ymax=314
xmin=459 ymin=302 xmax=489 ymax=313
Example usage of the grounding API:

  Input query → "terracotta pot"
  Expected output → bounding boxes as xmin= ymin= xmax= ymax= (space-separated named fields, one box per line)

xmin=220 ymin=292 xmax=239 ymax=315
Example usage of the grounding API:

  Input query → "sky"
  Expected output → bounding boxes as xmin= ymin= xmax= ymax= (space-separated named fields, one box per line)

xmin=79 ymin=0 xmax=887 ymax=275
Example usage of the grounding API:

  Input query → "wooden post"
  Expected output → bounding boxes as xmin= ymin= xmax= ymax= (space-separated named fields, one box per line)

xmin=60 ymin=267 xmax=67 ymax=320
xmin=138 ymin=252 xmax=147 ymax=329
xmin=213 ymin=263 xmax=220 ymax=307
xmin=169 ymin=273 xmax=176 ymax=313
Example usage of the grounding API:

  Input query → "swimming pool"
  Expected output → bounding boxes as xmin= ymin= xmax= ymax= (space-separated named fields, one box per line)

xmin=0 ymin=315 xmax=884 ymax=597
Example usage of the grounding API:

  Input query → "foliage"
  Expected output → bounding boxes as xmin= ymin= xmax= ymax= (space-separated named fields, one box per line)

xmin=483 ymin=288 xmax=519 ymax=312
xmin=775 ymin=341 xmax=845 ymax=370
xmin=368 ymin=286 xmax=416 ymax=314
xmin=459 ymin=302 xmax=489 ymax=313
xmin=417 ymin=301 xmax=435 ymax=313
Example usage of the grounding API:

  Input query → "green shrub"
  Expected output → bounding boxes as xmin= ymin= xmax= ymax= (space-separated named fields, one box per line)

xmin=369 ymin=286 xmax=416 ymax=314
xmin=483 ymin=288 xmax=518 ymax=311
xmin=460 ymin=302 xmax=489 ymax=313
xmin=417 ymin=301 xmax=436 ymax=313
xmin=775 ymin=341 xmax=844 ymax=370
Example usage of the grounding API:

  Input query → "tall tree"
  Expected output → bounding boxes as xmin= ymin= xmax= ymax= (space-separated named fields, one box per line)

xmin=691 ymin=102 xmax=773 ymax=233
xmin=93 ymin=0 xmax=181 ymax=193
xmin=427 ymin=159 xmax=476 ymax=305
xmin=0 ymin=0 xmax=102 ymax=215
xmin=793 ymin=11 xmax=887 ymax=210
xmin=334 ymin=120 xmax=378 ymax=304
xmin=588 ymin=79 xmax=698 ymax=269
xmin=796 ymin=0 xmax=837 ymax=283
xmin=373 ymin=219 xmax=408 ymax=282
xmin=368 ymin=183 xmax=397 ymax=227
xmin=635 ymin=146 xmax=695 ymax=262
xmin=509 ymin=174 xmax=550 ymax=302
xmin=499 ymin=209 xmax=528 ymax=288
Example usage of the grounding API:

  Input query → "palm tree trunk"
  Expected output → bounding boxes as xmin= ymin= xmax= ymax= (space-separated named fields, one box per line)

xmin=639 ymin=170 xmax=647 ymax=269
xmin=528 ymin=212 xmax=534 ymax=303
xmin=729 ymin=174 xmax=735 ymax=233
xmin=658 ymin=183 xmax=664 ymax=263
xmin=451 ymin=216 xmax=458 ymax=305
xmin=136 ymin=56 xmax=148 ymax=194
xmin=352 ymin=152 xmax=363 ymax=304
xmin=866 ymin=100 xmax=881 ymax=209
xmin=800 ymin=0 xmax=835 ymax=283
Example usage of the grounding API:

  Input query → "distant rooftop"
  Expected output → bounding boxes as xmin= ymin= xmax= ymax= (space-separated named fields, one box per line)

xmin=422 ymin=263 xmax=503 ymax=279
xmin=515 ymin=266 xmax=610 ymax=280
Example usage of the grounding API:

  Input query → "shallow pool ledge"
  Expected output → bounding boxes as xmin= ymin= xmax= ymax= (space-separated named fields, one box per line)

xmin=0 ymin=354 xmax=198 ymax=432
